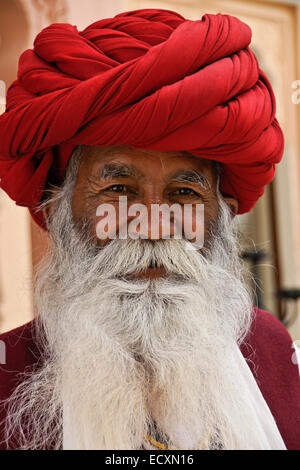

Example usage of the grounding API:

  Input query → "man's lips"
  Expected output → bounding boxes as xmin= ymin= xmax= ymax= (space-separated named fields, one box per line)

xmin=126 ymin=266 xmax=167 ymax=279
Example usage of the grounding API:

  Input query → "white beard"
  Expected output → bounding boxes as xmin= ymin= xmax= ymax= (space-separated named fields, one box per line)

xmin=2 ymin=166 xmax=285 ymax=450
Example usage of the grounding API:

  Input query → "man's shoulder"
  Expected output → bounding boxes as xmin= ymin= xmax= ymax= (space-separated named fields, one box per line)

xmin=241 ymin=307 xmax=299 ymax=385
xmin=242 ymin=307 xmax=300 ymax=450
xmin=242 ymin=307 xmax=297 ymax=366
xmin=0 ymin=320 xmax=36 ymax=342
xmin=0 ymin=320 xmax=39 ymax=400
xmin=251 ymin=307 xmax=293 ymax=340
xmin=0 ymin=319 xmax=38 ymax=360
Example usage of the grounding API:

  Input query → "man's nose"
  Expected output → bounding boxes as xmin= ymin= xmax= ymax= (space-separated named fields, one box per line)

xmin=127 ymin=193 xmax=181 ymax=240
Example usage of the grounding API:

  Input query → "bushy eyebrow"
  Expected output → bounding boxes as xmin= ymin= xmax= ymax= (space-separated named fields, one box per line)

xmin=97 ymin=163 xmax=210 ymax=189
xmin=100 ymin=163 xmax=142 ymax=180
xmin=170 ymin=170 xmax=211 ymax=189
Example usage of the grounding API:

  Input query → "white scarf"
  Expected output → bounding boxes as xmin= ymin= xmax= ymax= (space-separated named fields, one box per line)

xmin=62 ymin=344 xmax=286 ymax=450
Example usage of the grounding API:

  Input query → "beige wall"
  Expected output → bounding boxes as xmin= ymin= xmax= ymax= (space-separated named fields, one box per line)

xmin=0 ymin=191 xmax=33 ymax=333
xmin=64 ymin=0 xmax=125 ymax=30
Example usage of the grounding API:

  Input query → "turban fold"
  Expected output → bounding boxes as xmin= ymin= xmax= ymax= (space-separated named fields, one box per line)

xmin=0 ymin=8 xmax=284 ymax=229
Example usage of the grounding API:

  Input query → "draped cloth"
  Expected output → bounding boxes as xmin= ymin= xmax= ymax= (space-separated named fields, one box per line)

xmin=62 ymin=344 xmax=286 ymax=450
xmin=0 ymin=8 xmax=284 ymax=229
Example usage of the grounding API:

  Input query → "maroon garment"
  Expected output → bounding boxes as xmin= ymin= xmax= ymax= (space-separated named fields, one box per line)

xmin=0 ymin=307 xmax=299 ymax=450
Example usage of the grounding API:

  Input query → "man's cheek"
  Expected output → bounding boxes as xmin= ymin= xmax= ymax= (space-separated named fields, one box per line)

xmin=94 ymin=203 xmax=118 ymax=241
xmin=181 ymin=204 xmax=205 ymax=248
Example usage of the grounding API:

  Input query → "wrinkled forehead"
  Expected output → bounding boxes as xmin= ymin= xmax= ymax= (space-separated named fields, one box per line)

xmin=76 ymin=144 xmax=220 ymax=185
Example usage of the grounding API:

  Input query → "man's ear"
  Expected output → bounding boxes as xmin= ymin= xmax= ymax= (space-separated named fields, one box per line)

xmin=223 ymin=196 xmax=239 ymax=217
xmin=42 ymin=204 xmax=53 ymax=226
xmin=41 ymin=186 xmax=61 ymax=224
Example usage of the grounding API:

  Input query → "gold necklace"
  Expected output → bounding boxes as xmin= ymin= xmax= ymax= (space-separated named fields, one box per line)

xmin=145 ymin=432 xmax=211 ymax=450
xmin=146 ymin=433 xmax=180 ymax=450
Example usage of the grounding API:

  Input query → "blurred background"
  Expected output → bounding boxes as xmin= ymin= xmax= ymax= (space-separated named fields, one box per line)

xmin=0 ymin=0 xmax=300 ymax=339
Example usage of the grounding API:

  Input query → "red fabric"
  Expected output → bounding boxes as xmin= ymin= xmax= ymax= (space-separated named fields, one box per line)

xmin=0 ymin=308 xmax=299 ymax=450
xmin=0 ymin=9 xmax=284 ymax=230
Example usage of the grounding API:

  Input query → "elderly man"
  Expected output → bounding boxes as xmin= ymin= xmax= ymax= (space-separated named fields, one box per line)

xmin=0 ymin=9 xmax=299 ymax=451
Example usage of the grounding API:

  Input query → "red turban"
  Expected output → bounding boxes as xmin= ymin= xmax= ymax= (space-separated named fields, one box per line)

xmin=0 ymin=8 xmax=284 ymax=229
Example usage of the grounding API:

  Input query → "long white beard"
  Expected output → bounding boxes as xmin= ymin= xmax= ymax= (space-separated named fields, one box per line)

xmin=2 ymin=171 xmax=285 ymax=450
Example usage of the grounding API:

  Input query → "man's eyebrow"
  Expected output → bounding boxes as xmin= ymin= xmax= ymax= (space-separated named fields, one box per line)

xmin=170 ymin=170 xmax=211 ymax=189
xmin=99 ymin=163 xmax=142 ymax=180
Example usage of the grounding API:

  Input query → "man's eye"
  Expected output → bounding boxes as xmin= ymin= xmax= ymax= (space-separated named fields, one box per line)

xmin=173 ymin=188 xmax=198 ymax=196
xmin=107 ymin=184 xmax=126 ymax=192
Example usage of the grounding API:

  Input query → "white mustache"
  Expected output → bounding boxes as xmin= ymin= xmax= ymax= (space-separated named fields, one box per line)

xmin=71 ymin=237 xmax=207 ymax=284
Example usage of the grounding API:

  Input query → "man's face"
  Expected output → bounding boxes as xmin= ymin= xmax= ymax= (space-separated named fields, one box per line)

xmin=71 ymin=145 xmax=238 ymax=278
xmin=13 ymin=145 xmax=251 ymax=451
